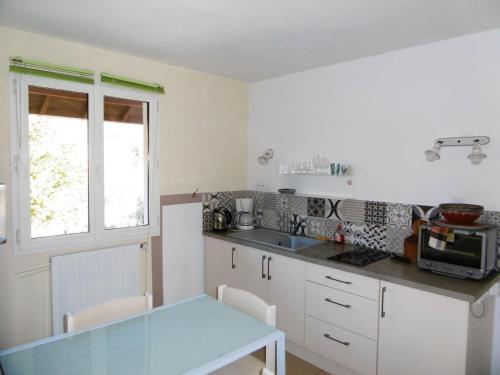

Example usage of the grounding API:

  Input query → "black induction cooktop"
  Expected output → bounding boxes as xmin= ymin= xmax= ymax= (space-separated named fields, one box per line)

xmin=327 ymin=247 xmax=390 ymax=266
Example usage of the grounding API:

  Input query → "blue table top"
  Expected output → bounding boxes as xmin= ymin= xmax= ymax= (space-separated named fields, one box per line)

xmin=0 ymin=295 xmax=280 ymax=375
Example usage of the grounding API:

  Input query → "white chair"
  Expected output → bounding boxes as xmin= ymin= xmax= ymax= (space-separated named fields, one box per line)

xmin=63 ymin=293 xmax=153 ymax=333
xmin=212 ymin=285 xmax=276 ymax=375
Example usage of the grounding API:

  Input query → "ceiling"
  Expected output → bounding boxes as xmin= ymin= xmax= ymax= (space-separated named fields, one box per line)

xmin=1 ymin=0 xmax=500 ymax=82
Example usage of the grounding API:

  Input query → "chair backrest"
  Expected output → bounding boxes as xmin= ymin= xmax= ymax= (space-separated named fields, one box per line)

xmin=63 ymin=293 xmax=153 ymax=333
xmin=217 ymin=285 xmax=276 ymax=372
xmin=217 ymin=285 xmax=276 ymax=327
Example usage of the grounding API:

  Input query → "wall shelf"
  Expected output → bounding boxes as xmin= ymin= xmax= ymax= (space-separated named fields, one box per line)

xmin=278 ymin=172 xmax=351 ymax=177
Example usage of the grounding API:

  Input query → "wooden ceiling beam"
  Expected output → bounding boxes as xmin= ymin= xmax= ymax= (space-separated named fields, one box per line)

xmin=29 ymin=86 xmax=87 ymax=101
xmin=29 ymin=87 xmax=143 ymax=107
xmin=39 ymin=95 xmax=51 ymax=114
xmin=121 ymin=106 xmax=134 ymax=122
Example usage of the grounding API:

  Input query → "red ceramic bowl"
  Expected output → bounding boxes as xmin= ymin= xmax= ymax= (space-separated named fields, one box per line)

xmin=439 ymin=204 xmax=484 ymax=225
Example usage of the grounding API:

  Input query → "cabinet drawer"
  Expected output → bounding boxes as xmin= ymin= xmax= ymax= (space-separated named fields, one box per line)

xmin=306 ymin=282 xmax=378 ymax=339
xmin=306 ymin=262 xmax=379 ymax=300
xmin=305 ymin=316 xmax=377 ymax=375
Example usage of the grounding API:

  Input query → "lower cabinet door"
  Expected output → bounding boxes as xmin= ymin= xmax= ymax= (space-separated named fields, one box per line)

xmin=204 ymin=237 xmax=239 ymax=297
xmin=236 ymin=246 xmax=269 ymax=301
xmin=268 ymin=253 xmax=306 ymax=346
xmin=222 ymin=243 xmax=239 ymax=290
xmin=305 ymin=316 xmax=377 ymax=375
xmin=377 ymin=281 xmax=469 ymax=375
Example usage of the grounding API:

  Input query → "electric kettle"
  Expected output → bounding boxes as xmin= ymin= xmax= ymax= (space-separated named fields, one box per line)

xmin=212 ymin=208 xmax=232 ymax=231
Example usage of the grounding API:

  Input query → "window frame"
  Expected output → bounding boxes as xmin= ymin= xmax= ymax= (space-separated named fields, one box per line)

xmin=9 ymin=73 xmax=160 ymax=255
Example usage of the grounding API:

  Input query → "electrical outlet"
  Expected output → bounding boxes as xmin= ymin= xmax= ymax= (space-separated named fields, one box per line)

xmin=255 ymin=183 xmax=271 ymax=192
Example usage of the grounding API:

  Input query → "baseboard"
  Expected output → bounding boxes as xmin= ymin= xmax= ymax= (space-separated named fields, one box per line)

xmin=286 ymin=340 xmax=360 ymax=375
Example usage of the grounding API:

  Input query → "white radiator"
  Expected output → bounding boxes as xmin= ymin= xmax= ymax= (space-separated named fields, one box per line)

xmin=51 ymin=244 xmax=143 ymax=335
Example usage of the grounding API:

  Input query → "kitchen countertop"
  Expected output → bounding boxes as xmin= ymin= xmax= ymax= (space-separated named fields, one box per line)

xmin=204 ymin=229 xmax=500 ymax=303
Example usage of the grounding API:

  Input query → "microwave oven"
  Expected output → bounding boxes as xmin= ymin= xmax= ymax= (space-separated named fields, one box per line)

xmin=417 ymin=223 xmax=498 ymax=279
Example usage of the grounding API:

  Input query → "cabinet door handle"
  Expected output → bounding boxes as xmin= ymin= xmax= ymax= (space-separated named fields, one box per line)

xmin=231 ymin=247 xmax=236 ymax=269
xmin=267 ymin=257 xmax=272 ymax=280
xmin=381 ymin=286 xmax=387 ymax=318
xmin=325 ymin=298 xmax=351 ymax=309
xmin=323 ymin=333 xmax=350 ymax=346
xmin=261 ymin=255 xmax=267 ymax=279
xmin=325 ymin=275 xmax=352 ymax=285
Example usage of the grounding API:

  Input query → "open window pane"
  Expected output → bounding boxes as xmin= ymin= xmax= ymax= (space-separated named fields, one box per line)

xmin=28 ymin=86 xmax=89 ymax=238
xmin=104 ymin=96 xmax=149 ymax=229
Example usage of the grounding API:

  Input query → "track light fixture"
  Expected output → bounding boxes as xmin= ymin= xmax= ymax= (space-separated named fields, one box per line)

xmin=425 ymin=136 xmax=489 ymax=165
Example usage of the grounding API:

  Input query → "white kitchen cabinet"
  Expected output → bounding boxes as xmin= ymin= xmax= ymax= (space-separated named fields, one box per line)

xmin=204 ymin=237 xmax=239 ymax=297
xmin=206 ymin=240 xmax=306 ymax=346
xmin=237 ymin=245 xmax=268 ymax=301
xmin=305 ymin=315 xmax=377 ymax=375
xmin=237 ymin=246 xmax=306 ymax=346
xmin=306 ymin=262 xmax=380 ymax=300
xmin=268 ymin=253 xmax=306 ymax=346
xmin=377 ymin=281 xmax=469 ymax=375
xmin=306 ymin=281 xmax=379 ymax=340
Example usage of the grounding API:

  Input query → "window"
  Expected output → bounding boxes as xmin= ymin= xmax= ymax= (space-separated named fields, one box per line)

xmin=10 ymin=75 xmax=160 ymax=254
xmin=28 ymin=86 xmax=90 ymax=238
xmin=103 ymin=96 xmax=149 ymax=229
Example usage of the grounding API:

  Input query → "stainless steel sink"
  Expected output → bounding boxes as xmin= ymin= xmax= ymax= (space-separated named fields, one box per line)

xmin=227 ymin=228 xmax=325 ymax=251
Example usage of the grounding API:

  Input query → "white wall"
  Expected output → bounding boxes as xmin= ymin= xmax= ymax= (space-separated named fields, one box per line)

xmin=162 ymin=203 xmax=204 ymax=305
xmin=0 ymin=27 xmax=247 ymax=349
xmin=249 ymin=29 xmax=500 ymax=210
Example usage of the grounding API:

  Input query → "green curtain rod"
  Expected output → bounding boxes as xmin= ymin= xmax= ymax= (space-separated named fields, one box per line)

xmin=9 ymin=57 xmax=165 ymax=93
xmin=101 ymin=72 xmax=165 ymax=94
xmin=9 ymin=56 xmax=95 ymax=84
xmin=10 ymin=56 xmax=94 ymax=76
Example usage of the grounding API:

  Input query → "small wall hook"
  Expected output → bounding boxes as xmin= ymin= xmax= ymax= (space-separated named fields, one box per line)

xmin=192 ymin=188 xmax=199 ymax=198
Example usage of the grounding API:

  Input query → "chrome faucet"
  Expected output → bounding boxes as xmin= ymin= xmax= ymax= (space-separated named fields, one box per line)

xmin=290 ymin=214 xmax=306 ymax=236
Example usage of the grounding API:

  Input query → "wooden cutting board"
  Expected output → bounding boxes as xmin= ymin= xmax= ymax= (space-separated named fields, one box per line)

xmin=404 ymin=219 xmax=425 ymax=263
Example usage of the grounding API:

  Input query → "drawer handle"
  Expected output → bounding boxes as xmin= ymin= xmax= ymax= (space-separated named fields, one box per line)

xmin=325 ymin=298 xmax=351 ymax=309
xmin=323 ymin=333 xmax=350 ymax=346
xmin=261 ymin=255 xmax=267 ymax=279
xmin=267 ymin=257 xmax=272 ymax=280
xmin=325 ymin=275 xmax=352 ymax=285
xmin=231 ymin=247 xmax=236 ymax=269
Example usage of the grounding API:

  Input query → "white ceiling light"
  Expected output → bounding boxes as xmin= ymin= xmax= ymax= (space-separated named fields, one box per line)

xmin=425 ymin=136 xmax=490 ymax=164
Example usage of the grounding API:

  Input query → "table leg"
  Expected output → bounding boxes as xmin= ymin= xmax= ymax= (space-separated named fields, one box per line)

xmin=276 ymin=335 xmax=285 ymax=375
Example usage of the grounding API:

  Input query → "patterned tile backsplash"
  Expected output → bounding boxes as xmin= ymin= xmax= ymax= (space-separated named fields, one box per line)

xmin=202 ymin=190 xmax=500 ymax=254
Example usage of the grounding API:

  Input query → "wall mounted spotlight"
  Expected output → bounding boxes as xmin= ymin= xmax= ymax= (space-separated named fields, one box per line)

xmin=468 ymin=140 xmax=487 ymax=165
xmin=257 ymin=149 xmax=274 ymax=165
xmin=425 ymin=136 xmax=490 ymax=165
xmin=425 ymin=142 xmax=442 ymax=162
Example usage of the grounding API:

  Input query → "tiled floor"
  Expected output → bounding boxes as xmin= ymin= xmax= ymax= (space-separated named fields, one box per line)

xmin=253 ymin=349 xmax=331 ymax=375
xmin=286 ymin=352 xmax=330 ymax=375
